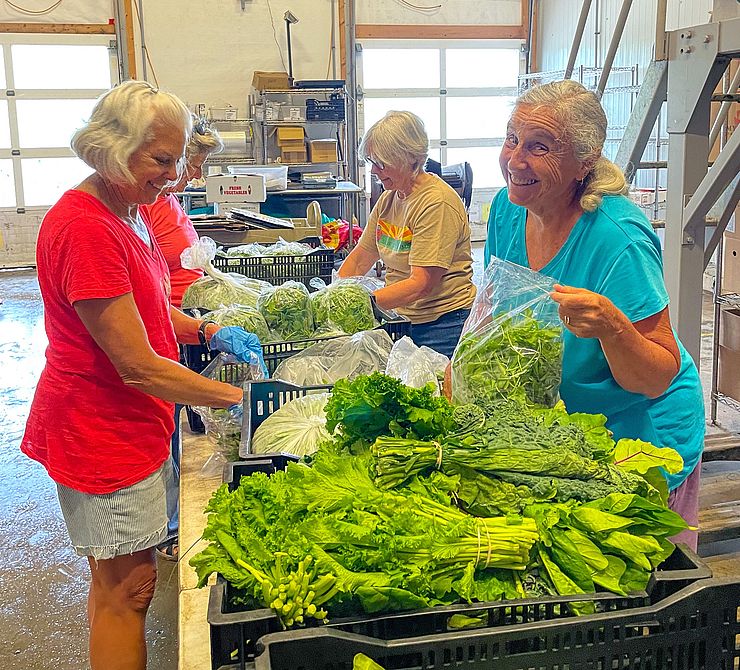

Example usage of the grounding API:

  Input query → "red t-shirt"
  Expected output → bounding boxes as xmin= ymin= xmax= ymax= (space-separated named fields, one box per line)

xmin=21 ymin=190 xmax=179 ymax=494
xmin=142 ymin=193 xmax=203 ymax=308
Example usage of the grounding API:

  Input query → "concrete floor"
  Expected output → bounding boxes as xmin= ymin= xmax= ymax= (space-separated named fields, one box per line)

xmin=0 ymin=264 xmax=738 ymax=669
xmin=0 ymin=270 xmax=177 ymax=670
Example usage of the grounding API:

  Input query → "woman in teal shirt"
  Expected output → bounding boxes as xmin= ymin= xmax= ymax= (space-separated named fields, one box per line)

xmin=485 ymin=80 xmax=704 ymax=549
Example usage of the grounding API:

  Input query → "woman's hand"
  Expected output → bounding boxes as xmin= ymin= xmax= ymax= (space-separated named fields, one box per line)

xmin=550 ymin=283 xmax=680 ymax=398
xmin=209 ymin=326 xmax=268 ymax=377
xmin=550 ymin=284 xmax=629 ymax=340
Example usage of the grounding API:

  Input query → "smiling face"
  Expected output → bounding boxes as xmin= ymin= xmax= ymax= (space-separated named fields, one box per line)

xmin=125 ymin=118 xmax=188 ymax=205
xmin=499 ymin=104 xmax=590 ymax=216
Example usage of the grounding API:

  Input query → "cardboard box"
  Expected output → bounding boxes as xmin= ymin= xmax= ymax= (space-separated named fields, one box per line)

xmin=193 ymin=217 xmax=320 ymax=245
xmin=281 ymin=149 xmax=308 ymax=164
xmin=718 ymin=308 xmax=740 ymax=401
xmin=277 ymin=126 xmax=305 ymax=145
xmin=251 ymin=71 xmax=291 ymax=91
xmin=722 ymin=234 xmax=740 ymax=294
xmin=205 ymin=174 xmax=266 ymax=203
xmin=309 ymin=139 xmax=339 ymax=163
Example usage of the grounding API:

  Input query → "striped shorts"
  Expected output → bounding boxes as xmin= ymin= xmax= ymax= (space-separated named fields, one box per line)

xmin=56 ymin=458 xmax=172 ymax=561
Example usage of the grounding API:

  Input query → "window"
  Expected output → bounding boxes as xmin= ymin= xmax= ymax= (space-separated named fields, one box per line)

xmin=359 ymin=40 xmax=522 ymax=191
xmin=0 ymin=35 xmax=118 ymax=210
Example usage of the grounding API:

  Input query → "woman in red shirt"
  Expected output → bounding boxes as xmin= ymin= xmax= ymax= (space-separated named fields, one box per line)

xmin=21 ymin=81 xmax=259 ymax=670
xmin=142 ymin=118 xmax=223 ymax=559
xmin=144 ymin=116 xmax=223 ymax=308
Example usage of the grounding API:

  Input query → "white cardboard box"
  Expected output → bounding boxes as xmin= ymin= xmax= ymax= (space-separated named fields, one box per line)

xmin=205 ymin=174 xmax=266 ymax=203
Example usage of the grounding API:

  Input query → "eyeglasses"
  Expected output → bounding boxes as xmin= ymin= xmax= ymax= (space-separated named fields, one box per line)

xmin=367 ymin=157 xmax=385 ymax=171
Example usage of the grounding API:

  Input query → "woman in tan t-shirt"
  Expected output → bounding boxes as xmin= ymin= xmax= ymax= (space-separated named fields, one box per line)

xmin=339 ymin=111 xmax=476 ymax=358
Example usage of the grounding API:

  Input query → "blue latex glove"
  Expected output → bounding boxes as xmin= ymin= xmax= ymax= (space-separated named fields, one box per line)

xmin=209 ymin=326 xmax=268 ymax=378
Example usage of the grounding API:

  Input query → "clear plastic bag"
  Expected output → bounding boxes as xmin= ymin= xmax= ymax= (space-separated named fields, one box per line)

xmin=221 ymin=242 xmax=268 ymax=258
xmin=250 ymin=392 xmax=333 ymax=457
xmin=207 ymin=304 xmax=272 ymax=343
xmin=451 ymin=257 xmax=563 ymax=408
xmin=309 ymin=277 xmax=377 ymax=335
xmin=257 ymin=281 xmax=314 ymax=341
xmin=262 ymin=238 xmax=314 ymax=257
xmin=180 ymin=237 xmax=270 ymax=310
xmin=385 ymin=336 xmax=450 ymax=394
xmin=192 ymin=352 xmax=265 ymax=476
xmin=272 ymin=330 xmax=394 ymax=386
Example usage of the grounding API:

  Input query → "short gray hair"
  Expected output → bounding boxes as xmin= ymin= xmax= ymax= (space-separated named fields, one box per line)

xmin=72 ymin=80 xmax=192 ymax=185
xmin=359 ymin=110 xmax=428 ymax=175
xmin=189 ymin=116 xmax=224 ymax=160
xmin=516 ymin=80 xmax=627 ymax=211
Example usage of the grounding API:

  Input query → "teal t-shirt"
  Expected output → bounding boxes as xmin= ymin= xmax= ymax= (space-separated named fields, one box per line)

xmin=485 ymin=189 xmax=704 ymax=489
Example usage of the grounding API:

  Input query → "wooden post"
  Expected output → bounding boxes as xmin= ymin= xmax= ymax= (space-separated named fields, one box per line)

xmin=123 ymin=0 xmax=137 ymax=79
xmin=338 ymin=0 xmax=347 ymax=79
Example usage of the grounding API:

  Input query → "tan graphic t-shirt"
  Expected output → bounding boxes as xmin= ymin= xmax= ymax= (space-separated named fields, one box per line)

xmin=358 ymin=174 xmax=476 ymax=324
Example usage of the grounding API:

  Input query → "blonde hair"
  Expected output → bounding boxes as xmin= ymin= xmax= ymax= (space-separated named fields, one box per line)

xmin=189 ymin=116 xmax=224 ymax=161
xmin=516 ymin=79 xmax=627 ymax=211
xmin=72 ymin=80 xmax=192 ymax=185
xmin=359 ymin=110 xmax=428 ymax=175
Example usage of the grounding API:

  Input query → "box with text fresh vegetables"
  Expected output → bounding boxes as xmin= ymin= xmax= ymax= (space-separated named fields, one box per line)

xmin=188 ymin=373 xmax=731 ymax=670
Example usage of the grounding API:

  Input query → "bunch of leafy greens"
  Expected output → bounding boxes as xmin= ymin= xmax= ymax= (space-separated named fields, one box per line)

xmin=190 ymin=444 xmax=538 ymax=628
xmin=324 ymin=371 xmax=456 ymax=450
xmin=207 ymin=304 xmax=272 ymax=342
xmin=311 ymin=279 xmax=377 ymax=335
xmin=191 ymin=374 xmax=688 ymax=629
xmin=452 ymin=310 xmax=562 ymax=407
xmin=181 ymin=274 xmax=267 ymax=311
xmin=257 ymin=280 xmax=314 ymax=341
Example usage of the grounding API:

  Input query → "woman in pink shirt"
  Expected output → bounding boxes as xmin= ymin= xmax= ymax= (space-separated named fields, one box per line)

xmin=144 ymin=117 xmax=223 ymax=308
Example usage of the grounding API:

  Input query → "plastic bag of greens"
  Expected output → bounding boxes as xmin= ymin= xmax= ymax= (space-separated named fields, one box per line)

xmin=385 ymin=336 xmax=449 ymax=394
xmin=192 ymin=351 xmax=265 ymax=476
xmin=451 ymin=257 xmax=563 ymax=408
xmin=250 ymin=392 xmax=333 ymax=457
xmin=309 ymin=278 xmax=377 ymax=335
xmin=273 ymin=330 xmax=393 ymax=385
xmin=207 ymin=304 xmax=272 ymax=343
xmin=257 ymin=281 xmax=314 ymax=341
xmin=328 ymin=271 xmax=401 ymax=322
xmin=221 ymin=242 xmax=268 ymax=258
xmin=180 ymin=237 xmax=269 ymax=310
xmin=262 ymin=238 xmax=314 ymax=257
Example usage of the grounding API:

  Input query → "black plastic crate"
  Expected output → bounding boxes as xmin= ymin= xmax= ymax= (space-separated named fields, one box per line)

xmin=238 ymin=380 xmax=333 ymax=454
xmin=205 ymin=454 xmax=715 ymax=670
xmin=306 ymin=97 xmax=345 ymax=121
xmin=183 ymin=305 xmax=411 ymax=379
xmin=211 ymin=246 xmax=334 ymax=287
xmin=251 ymin=578 xmax=740 ymax=670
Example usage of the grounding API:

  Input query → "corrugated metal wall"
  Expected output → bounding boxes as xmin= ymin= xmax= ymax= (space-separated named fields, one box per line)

xmin=536 ymin=0 xmax=713 ymax=197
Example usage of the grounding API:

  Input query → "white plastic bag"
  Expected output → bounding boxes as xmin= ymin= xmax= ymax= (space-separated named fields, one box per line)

xmin=273 ymin=330 xmax=394 ymax=386
xmin=385 ymin=336 xmax=449 ymax=394
xmin=451 ymin=257 xmax=563 ymax=407
xmin=250 ymin=392 xmax=333 ymax=457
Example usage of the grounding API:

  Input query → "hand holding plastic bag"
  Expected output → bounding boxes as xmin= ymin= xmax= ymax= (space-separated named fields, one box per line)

xmin=451 ymin=257 xmax=563 ymax=407
xmin=210 ymin=326 xmax=268 ymax=377
xmin=192 ymin=352 xmax=265 ymax=476
xmin=385 ymin=336 xmax=449 ymax=394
